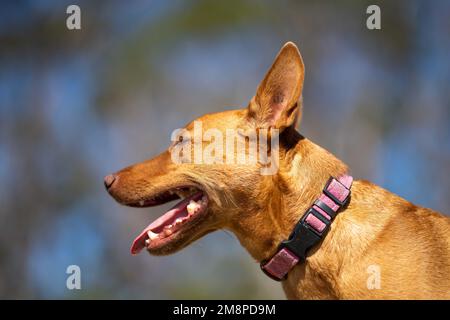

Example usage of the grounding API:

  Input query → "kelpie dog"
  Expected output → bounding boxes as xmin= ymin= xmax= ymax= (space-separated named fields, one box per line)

xmin=105 ymin=42 xmax=450 ymax=299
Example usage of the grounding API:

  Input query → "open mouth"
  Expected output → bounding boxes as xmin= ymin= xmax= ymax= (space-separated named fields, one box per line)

xmin=127 ymin=186 xmax=208 ymax=254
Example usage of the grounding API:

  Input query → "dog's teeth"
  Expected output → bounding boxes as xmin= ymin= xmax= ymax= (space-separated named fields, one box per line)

xmin=145 ymin=239 xmax=150 ymax=246
xmin=139 ymin=200 xmax=145 ymax=206
xmin=164 ymin=224 xmax=173 ymax=230
xmin=175 ymin=218 xmax=183 ymax=224
xmin=147 ymin=231 xmax=158 ymax=240
xmin=187 ymin=200 xmax=201 ymax=215
xmin=164 ymin=228 xmax=173 ymax=236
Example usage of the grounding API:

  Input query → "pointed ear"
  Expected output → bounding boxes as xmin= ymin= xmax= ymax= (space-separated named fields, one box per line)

xmin=248 ymin=42 xmax=305 ymax=131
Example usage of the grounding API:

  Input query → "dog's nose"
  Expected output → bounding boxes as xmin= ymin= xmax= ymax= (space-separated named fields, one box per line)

xmin=104 ymin=174 xmax=117 ymax=190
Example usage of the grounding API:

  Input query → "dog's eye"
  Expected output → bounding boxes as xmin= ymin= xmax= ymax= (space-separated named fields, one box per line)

xmin=171 ymin=135 xmax=186 ymax=148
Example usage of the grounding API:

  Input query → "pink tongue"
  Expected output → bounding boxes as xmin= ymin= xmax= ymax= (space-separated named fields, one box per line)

xmin=130 ymin=191 xmax=202 ymax=255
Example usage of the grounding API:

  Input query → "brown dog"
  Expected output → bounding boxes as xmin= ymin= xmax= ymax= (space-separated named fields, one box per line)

xmin=105 ymin=42 xmax=450 ymax=299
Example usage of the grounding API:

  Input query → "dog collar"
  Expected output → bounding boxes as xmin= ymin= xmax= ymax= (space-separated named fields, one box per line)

xmin=260 ymin=174 xmax=353 ymax=281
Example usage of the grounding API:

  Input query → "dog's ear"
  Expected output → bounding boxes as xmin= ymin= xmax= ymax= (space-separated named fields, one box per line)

xmin=248 ymin=42 xmax=304 ymax=131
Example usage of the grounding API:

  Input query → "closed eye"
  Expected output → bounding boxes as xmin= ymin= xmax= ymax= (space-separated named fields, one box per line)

xmin=170 ymin=134 xmax=190 ymax=149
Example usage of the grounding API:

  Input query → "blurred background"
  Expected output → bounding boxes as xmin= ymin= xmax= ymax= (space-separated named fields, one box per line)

xmin=0 ymin=0 xmax=449 ymax=299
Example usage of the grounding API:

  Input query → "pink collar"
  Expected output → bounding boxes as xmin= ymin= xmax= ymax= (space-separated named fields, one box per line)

xmin=260 ymin=175 xmax=353 ymax=281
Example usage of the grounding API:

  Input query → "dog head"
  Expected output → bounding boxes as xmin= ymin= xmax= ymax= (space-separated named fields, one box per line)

xmin=105 ymin=42 xmax=305 ymax=256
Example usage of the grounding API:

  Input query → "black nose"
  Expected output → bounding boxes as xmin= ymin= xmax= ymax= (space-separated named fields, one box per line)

xmin=104 ymin=174 xmax=116 ymax=190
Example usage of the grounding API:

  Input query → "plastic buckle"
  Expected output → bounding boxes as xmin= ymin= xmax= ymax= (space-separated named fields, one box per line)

xmin=279 ymin=218 xmax=323 ymax=263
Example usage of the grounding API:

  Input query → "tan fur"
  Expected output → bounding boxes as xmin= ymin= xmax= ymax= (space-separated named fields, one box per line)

xmin=106 ymin=42 xmax=450 ymax=299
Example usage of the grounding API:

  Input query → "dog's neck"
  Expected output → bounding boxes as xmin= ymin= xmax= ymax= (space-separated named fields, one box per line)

xmin=230 ymin=127 xmax=349 ymax=264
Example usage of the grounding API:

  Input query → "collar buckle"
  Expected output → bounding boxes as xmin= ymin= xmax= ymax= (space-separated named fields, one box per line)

xmin=260 ymin=174 xmax=353 ymax=281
